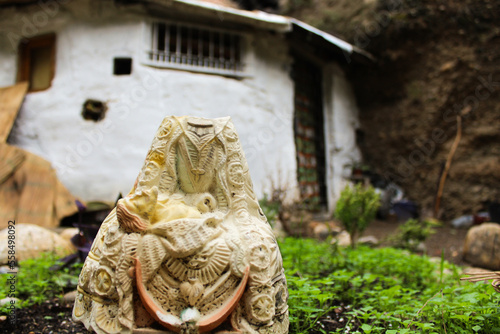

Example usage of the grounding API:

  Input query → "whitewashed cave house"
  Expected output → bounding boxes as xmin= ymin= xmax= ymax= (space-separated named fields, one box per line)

xmin=0 ymin=0 xmax=371 ymax=212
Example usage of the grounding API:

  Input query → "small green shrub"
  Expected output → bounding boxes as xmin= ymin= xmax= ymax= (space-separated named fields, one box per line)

xmin=334 ymin=183 xmax=380 ymax=248
xmin=388 ymin=218 xmax=441 ymax=252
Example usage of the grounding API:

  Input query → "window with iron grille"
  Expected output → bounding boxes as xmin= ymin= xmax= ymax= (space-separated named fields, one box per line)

xmin=149 ymin=22 xmax=244 ymax=76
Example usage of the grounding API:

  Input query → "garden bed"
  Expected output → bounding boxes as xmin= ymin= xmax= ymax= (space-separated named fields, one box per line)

xmin=1 ymin=235 xmax=497 ymax=334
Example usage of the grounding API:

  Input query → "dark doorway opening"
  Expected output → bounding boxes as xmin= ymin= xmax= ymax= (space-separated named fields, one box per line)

xmin=292 ymin=56 xmax=327 ymax=209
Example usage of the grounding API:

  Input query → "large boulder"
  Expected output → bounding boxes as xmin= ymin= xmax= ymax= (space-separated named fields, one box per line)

xmin=463 ymin=223 xmax=500 ymax=270
xmin=0 ymin=223 xmax=75 ymax=264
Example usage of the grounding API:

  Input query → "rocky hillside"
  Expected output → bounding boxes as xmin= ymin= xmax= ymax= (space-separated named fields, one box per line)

xmin=284 ymin=0 xmax=500 ymax=220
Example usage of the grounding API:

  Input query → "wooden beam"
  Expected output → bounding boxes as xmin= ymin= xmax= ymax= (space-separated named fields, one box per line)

xmin=0 ymin=81 xmax=29 ymax=143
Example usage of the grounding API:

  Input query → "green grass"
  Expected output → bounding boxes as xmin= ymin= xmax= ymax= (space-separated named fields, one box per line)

xmin=281 ymin=237 xmax=500 ymax=333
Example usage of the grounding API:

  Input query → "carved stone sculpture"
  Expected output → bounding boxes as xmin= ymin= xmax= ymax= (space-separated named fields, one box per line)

xmin=73 ymin=116 xmax=289 ymax=334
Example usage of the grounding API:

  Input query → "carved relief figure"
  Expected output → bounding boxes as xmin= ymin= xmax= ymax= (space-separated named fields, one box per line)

xmin=73 ymin=116 xmax=289 ymax=334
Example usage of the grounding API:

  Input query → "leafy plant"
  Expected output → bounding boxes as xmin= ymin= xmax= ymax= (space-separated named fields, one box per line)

xmin=334 ymin=183 xmax=380 ymax=248
xmin=387 ymin=218 xmax=441 ymax=252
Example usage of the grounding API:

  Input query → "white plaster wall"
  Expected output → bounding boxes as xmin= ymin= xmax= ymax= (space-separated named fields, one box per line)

xmin=323 ymin=64 xmax=362 ymax=211
xmin=0 ymin=8 xmax=28 ymax=86
xmin=241 ymin=32 xmax=298 ymax=202
xmin=0 ymin=48 xmax=16 ymax=87
xmin=1 ymin=6 xmax=297 ymax=202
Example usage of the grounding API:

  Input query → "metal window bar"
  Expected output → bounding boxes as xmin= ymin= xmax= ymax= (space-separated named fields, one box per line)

xmin=203 ymin=30 xmax=207 ymax=68
xmin=151 ymin=23 xmax=158 ymax=61
xmin=226 ymin=34 xmax=230 ymax=70
xmin=198 ymin=29 xmax=203 ymax=66
xmin=218 ymin=32 xmax=224 ymax=70
xmin=209 ymin=30 xmax=214 ymax=68
xmin=169 ymin=25 xmax=175 ymax=62
xmin=229 ymin=34 xmax=235 ymax=71
xmin=187 ymin=27 xmax=192 ymax=65
xmin=236 ymin=35 xmax=242 ymax=72
xmin=176 ymin=24 xmax=181 ymax=64
xmin=166 ymin=24 xmax=170 ymax=62
xmin=223 ymin=33 xmax=228 ymax=70
xmin=181 ymin=27 xmax=190 ymax=65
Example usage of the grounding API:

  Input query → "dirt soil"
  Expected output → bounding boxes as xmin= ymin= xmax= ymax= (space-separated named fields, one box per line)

xmin=284 ymin=0 xmax=500 ymax=220
xmin=0 ymin=298 xmax=87 ymax=334
xmin=364 ymin=219 xmax=469 ymax=265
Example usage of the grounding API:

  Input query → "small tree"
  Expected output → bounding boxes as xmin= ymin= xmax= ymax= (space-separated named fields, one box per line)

xmin=334 ymin=183 xmax=380 ymax=248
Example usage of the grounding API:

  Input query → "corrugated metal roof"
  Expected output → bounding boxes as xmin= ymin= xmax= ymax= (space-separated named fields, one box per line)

xmin=168 ymin=0 xmax=372 ymax=61
xmin=175 ymin=0 xmax=289 ymax=26
xmin=290 ymin=19 xmax=352 ymax=54
xmin=290 ymin=19 xmax=375 ymax=62
xmin=147 ymin=0 xmax=292 ymax=32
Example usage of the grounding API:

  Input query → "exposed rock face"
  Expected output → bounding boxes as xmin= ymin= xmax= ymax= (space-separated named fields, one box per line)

xmin=348 ymin=2 xmax=500 ymax=220
xmin=73 ymin=116 xmax=288 ymax=334
xmin=0 ymin=223 xmax=75 ymax=264
xmin=285 ymin=0 xmax=500 ymax=219
xmin=463 ymin=223 xmax=500 ymax=270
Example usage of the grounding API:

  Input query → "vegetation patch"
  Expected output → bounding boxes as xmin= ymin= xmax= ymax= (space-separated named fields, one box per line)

xmin=1 ymin=242 xmax=499 ymax=333
xmin=280 ymin=237 xmax=500 ymax=333
xmin=0 ymin=253 xmax=81 ymax=314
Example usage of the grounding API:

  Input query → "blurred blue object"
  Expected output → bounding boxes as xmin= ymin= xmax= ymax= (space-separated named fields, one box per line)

xmin=451 ymin=215 xmax=474 ymax=229
xmin=392 ymin=200 xmax=419 ymax=221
